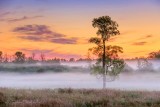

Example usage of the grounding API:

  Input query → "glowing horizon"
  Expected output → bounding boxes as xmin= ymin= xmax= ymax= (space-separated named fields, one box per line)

xmin=0 ymin=0 xmax=160 ymax=59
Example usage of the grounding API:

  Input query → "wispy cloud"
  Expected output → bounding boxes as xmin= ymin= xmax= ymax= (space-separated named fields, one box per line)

xmin=21 ymin=48 xmax=53 ymax=54
xmin=129 ymin=50 xmax=148 ymax=54
xmin=120 ymin=30 xmax=136 ymax=35
xmin=8 ymin=15 xmax=43 ymax=22
xmin=0 ymin=15 xmax=43 ymax=23
xmin=145 ymin=35 xmax=152 ymax=38
xmin=19 ymin=36 xmax=43 ymax=41
xmin=0 ymin=12 xmax=11 ymax=22
xmin=132 ymin=41 xmax=147 ymax=46
xmin=13 ymin=24 xmax=57 ymax=36
xmin=0 ymin=12 xmax=11 ymax=17
xmin=13 ymin=24 xmax=77 ymax=44
xmin=120 ymin=34 xmax=153 ymax=45
xmin=137 ymin=35 xmax=153 ymax=40
xmin=51 ymin=38 xmax=77 ymax=44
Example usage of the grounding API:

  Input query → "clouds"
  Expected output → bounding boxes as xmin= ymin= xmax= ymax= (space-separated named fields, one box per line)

xmin=0 ymin=12 xmax=11 ymax=17
xmin=13 ymin=24 xmax=77 ymax=44
xmin=131 ymin=35 xmax=153 ymax=46
xmin=13 ymin=25 xmax=56 ymax=36
xmin=119 ymin=34 xmax=153 ymax=46
xmin=51 ymin=38 xmax=77 ymax=44
xmin=0 ymin=12 xmax=11 ymax=22
xmin=0 ymin=9 xmax=43 ymax=23
xmin=21 ymin=48 xmax=53 ymax=54
xmin=0 ymin=15 xmax=43 ymax=23
xmin=132 ymin=42 xmax=147 ymax=46
xmin=145 ymin=35 xmax=152 ymax=38
xmin=8 ymin=16 xmax=43 ymax=22
xmin=137 ymin=35 xmax=153 ymax=40
xmin=19 ymin=36 xmax=43 ymax=41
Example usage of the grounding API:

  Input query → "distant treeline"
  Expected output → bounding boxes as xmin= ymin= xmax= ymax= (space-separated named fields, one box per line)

xmin=125 ymin=50 xmax=160 ymax=60
xmin=0 ymin=51 xmax=92 ymax=63
xmin=0 ymin=50 xmax=159 ymax=63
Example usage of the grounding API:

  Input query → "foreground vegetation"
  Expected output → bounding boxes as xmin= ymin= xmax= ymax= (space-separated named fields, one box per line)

xmin=0 ymin=88 xmax=160 ymax=107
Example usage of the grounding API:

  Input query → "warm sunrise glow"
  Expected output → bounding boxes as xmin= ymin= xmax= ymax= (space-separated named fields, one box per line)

xmin=0 ymin=0 xmax=160 ymax=59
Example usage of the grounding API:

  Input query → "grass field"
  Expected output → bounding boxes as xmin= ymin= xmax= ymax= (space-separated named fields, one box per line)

xmin=0 ymin=88 xmax=160 ymax=107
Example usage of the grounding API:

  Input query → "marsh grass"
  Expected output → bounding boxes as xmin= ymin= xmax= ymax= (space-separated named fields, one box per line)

xmin=1 ymin=88 xmax=160 ymax=107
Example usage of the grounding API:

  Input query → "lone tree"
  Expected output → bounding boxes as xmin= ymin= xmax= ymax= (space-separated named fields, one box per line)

xmin=40 ymin=53 xmax=45 ymax=62
xmin=14 ymin=51 xmax=25 ymax=63
xmin=89 ymin=16 xmax=124 ymax=88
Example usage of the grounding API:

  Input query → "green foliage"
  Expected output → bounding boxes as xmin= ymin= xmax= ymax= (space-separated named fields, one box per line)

xmin=91 ymin=58 xmax=124 ymax=76
xmin=89 ymin=43 xmax=124 ymax=76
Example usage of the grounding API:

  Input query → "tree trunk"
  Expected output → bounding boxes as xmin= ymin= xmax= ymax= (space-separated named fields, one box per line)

xmin=103 ymin=39 xmax=106 ymax=89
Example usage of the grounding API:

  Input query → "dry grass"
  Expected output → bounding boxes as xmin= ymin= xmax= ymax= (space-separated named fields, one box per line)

xmin=0 ymin=88 xmax=160 ymax=107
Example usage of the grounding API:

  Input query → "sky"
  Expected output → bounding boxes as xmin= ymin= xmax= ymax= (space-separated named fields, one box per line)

xmin=0 ymin=0 xmax=160 ymax=59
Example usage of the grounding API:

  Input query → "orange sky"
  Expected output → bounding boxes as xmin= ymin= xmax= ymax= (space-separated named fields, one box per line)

xmin=0 ymin=0 xmax=160 ymax=59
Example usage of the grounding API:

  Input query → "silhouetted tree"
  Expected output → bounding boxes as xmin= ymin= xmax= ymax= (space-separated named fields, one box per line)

xmin=27 ymin=53 xmax=36 ymax=63
xmin=4 ymin=53 xmax=9 ymax=63
xmin=46 ymin=58 xmax=60 ymax=63
xmin=148 ymin=50 xmax=160 ymax=59
xmin=28 ymin=57 xmax=36 ymax=63
xmin=0 ymin=51 xmax=3 ymax=63
xmin=53 ymin=58 xmax=60 ymax=63
xmin=69 ymin=58 xmax=75 ymax=62
xmin=90 ymin=16 xmax=120 ymax=88
xmin=32 ymin=53 xmax=35 ymax=60
xmin=77 ymin=58 xmax=83 ymax=61
xmin=40 ymin=53 xmax=45 ymax=62
xmin=89 ymin=44 xmax=124 ymax=80
xmin=14 ymin=52 xmax=25 ymax=63
xmin=60 ymin=58 xmax=67 ymax=62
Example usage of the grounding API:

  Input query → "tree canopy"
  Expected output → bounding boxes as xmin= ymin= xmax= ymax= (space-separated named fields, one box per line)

xmin=89 ymin=42 xmax=124 ymax=77
xmin=148 ymin=50 xmax=160 ymax=59
xmin=92 ymin=16 xmax=120 ymax=41
xmin=14 ymin=51 xmax=26 ymax=63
